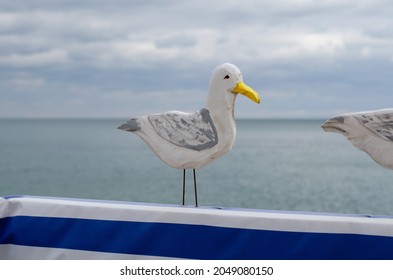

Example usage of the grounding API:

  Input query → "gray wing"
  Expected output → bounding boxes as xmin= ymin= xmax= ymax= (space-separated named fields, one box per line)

xmin=355 ymin=109 xmax=393 ymax=141
xmin=148 ymin=108 xmax=218 ymax=151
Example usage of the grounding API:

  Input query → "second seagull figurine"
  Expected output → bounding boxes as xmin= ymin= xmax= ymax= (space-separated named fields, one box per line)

xmin=118 ymin=63 xmax=261 ymax=206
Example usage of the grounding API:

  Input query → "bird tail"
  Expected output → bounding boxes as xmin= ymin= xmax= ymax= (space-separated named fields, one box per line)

xmin=118 ymin=118 xmax=140 ymax=132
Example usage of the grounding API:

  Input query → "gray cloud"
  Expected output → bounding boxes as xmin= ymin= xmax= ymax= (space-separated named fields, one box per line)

xmin=0 ymin=0 xmax=392 ymax=118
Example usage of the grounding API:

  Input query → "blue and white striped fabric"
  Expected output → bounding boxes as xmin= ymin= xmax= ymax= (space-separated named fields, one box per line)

xmin=1 ymin=196 xmax=393 ymax=259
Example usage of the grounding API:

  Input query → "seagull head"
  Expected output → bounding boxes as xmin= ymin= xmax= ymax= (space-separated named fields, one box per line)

xmin=207 ymin=63 xmax=260 ymax=111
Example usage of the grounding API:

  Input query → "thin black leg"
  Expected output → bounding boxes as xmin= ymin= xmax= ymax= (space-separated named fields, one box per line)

xmin=193 ymin=169 xmax=198 ymax=207
xmin=182 ymin=169 xmax=186 ymax=206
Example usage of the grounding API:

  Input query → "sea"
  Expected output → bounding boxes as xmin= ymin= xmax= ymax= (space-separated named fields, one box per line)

xmin=1 ymin=119 xmax=393 ymax=216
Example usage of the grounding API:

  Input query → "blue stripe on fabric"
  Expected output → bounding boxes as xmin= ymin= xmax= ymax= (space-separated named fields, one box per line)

xmin=1 ymin=216 xmax=393 ymax=259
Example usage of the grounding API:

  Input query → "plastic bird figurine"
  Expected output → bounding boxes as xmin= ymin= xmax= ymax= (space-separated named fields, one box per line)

xmin=118 ymin=63 xmax=261 ymax=206
xmin=322 ymin=109 xmax=393 ymax=170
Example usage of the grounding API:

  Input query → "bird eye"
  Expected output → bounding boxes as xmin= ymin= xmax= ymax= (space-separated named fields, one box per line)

xmin=224 ymin=75 xmax=230 ymax=79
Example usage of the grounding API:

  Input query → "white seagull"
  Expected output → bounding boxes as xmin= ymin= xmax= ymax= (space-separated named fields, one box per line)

xmin=322 ymin=109 xmax=393 ymax=170
xmin=118 ymin=63 xmax=261 ymax=206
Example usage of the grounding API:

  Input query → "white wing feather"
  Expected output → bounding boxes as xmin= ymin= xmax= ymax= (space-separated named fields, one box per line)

xmin=148 ymin=108 xmax=218 ymax=151
xmin=354 ymin=109 xmax=393 ymax=142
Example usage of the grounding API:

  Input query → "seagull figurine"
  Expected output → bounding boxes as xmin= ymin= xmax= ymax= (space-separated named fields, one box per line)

xmin=322 ymin=109 xmax=393 ymax=170
xmin=118 ymin=63 xmax=261 ymax=206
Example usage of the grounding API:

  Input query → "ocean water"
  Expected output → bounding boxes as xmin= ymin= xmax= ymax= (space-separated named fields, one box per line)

xmin=1 ymin=119 xmax=393 ymax=216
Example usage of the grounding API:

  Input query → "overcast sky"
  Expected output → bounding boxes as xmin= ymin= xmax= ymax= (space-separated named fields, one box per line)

xmin=1 ymin=0 xmax=392 ymax=119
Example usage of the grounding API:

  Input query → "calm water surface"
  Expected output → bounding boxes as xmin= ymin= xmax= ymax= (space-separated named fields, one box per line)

xmin=1 ymin=119 xmax=393 ymax=215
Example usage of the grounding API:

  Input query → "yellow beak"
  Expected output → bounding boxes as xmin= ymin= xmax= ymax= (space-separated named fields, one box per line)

xmin=232 ymin=82 xmax=261 ymax=104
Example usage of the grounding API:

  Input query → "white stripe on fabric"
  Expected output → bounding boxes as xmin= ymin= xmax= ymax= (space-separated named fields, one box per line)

xmin=0 ymin=244 xmax=180 ymax=260
xmin=1 ymin=196 xmax=393 ymax=237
